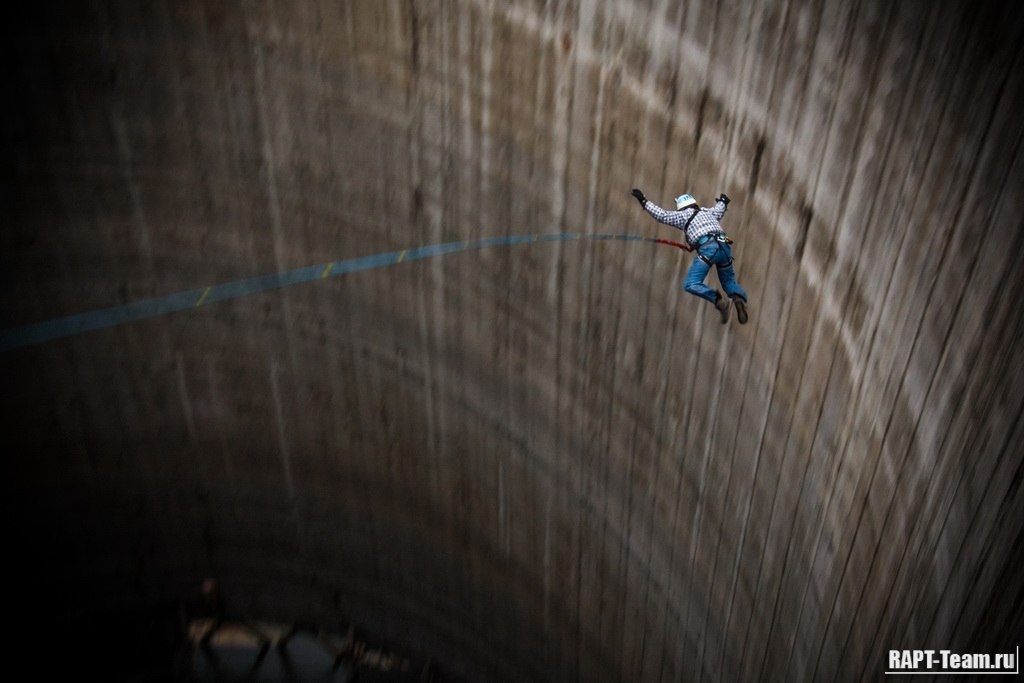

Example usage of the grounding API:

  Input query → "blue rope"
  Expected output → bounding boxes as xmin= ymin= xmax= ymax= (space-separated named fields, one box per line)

xmin=0 ymin=232 xmax=667 ymax=352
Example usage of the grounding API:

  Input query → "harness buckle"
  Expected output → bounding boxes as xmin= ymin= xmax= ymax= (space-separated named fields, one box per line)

xmin=693 ymin=232 xmax=732 ymax=247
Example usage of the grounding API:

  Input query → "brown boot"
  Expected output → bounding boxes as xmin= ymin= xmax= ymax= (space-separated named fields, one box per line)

xmin=732 ymin=295 xmax=748 ymax=324
xmin=714 ymin=292 xmax=730 ymax=324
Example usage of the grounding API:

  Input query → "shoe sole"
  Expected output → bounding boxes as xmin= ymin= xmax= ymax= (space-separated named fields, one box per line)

xmin=734 ymin=299 xmax=748 ymax=324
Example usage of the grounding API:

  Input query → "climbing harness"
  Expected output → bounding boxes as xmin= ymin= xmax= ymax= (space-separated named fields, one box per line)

xmin=693 ymin=232 xmax=733 ymax=246
xmin=695 ymin=233 xmax=734 ymax=266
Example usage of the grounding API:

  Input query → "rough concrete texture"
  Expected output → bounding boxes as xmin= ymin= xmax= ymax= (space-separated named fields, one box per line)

xmin=4 ymin=1 xmax=1024 ymax=680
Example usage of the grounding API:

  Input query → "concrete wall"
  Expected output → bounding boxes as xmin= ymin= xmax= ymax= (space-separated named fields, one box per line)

xmin=4 ymin=1 xmax=1023 ymax=680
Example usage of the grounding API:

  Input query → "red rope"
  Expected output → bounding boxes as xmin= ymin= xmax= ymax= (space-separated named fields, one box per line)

xmin=653 ymin=238 xmax=693 ymax=252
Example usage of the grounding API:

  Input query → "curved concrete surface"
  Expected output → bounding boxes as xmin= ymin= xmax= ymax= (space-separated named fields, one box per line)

xmin=4 ymin=1 xmax=1023 ymax=680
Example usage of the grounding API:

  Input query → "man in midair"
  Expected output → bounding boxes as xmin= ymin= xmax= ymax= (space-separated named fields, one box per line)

xmin=631 ymin=188 xmax=749 ymax=324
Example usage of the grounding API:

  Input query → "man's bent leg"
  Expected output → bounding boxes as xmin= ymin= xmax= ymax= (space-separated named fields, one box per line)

xmin=716 ymin=262 xmax=748 ymax=302
xmin=683 ymin=254 xmax=718 ymax=303
xmin=716 ymin=261 xmax=749 ymax=323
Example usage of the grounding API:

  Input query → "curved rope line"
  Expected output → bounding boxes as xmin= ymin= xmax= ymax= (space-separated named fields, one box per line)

xmin=0 ymin=232 xmax=687 ymax=352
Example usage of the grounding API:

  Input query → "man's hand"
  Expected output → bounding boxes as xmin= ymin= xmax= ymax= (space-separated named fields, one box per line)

xmin=717 ymin=193 xmax=730 ymax=205
xmin=631 ymin=188 xmax=647 ymax=206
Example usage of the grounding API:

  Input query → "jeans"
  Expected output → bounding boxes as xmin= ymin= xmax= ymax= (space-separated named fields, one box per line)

xmin=683 ymin=241 xmax=748 ymax=303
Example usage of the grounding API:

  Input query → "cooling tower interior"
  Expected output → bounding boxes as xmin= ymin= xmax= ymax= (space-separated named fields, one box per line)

xmin=4 ymin=1 xmax=1023 ymax=680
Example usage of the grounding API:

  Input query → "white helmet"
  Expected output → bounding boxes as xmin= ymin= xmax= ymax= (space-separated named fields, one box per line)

xmin=675 ymin=193 xmax=698 ymax=210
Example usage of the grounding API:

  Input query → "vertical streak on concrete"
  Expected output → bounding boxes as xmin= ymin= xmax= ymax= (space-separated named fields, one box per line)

xmin=543 ymin=490 xmax=553 ymax=634
xmin=207 ymin=360 xmax=236 ymax=495
xmin=192 ymin=2 xmax=234 ymax=251
xmin=550 ymin=10 xmax=571 ymax=230
xmin=533 ymin=4 xmax=580 ymax=674
xmin=154 ymin=0 xmax=188 ymax=122
xmin=498 ymin=458 xmax=509 ymax=557
xmin=583 ymin=9 xmax=607 ymax=235
xmin=269 ymin=359 xmax=296 ymax=502
xmin=457 ymin=3 xmax=473 ymax=219
xmin=667 ymin=273 xmax=708 ymax=678
xmin=109 ymin=85 xmax=186 ymax=427
xmin=111 ymin=116 xmax=153 ymax=259
xmin=431 ymin=0 xmax=451 ymax=482
xmin=101 ymin=0 xmax=188 ymax=263
xmin=404 ymin=5 xmax=436 ymax=468
xmin=536 ymin=30 xmax=575 ymax=668
xmin=637 ymin=216 xmax=683 ymax=680
xmin=246 ymin=4 xmax=300 ymax=376
xmin=175 ymin=352 xmax=197 ymax=443
xmin=479 ymin=1 xmax=507 ymax=575
xmin=342 ymin=0 xmax=356 ymax=86
xmin=684 ymin=317 xmax=731 ymax=679
xmin=479 ymin=1 xmax=493 ymax=214
xmin=580 ymin=10 xmax=620 ymax=666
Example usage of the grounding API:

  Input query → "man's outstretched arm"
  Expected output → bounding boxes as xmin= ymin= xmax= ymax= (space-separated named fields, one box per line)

xmin=708 ymin=193 xmax=730 ymax=220
xmin=631 ymin=188 xmax=693 ymax=231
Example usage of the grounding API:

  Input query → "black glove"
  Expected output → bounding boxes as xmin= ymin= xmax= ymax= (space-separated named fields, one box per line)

xmin=717 ymin=193 xmax=730 ymax=205
xmin=631 ymin=188 xmax=647 ymax=206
